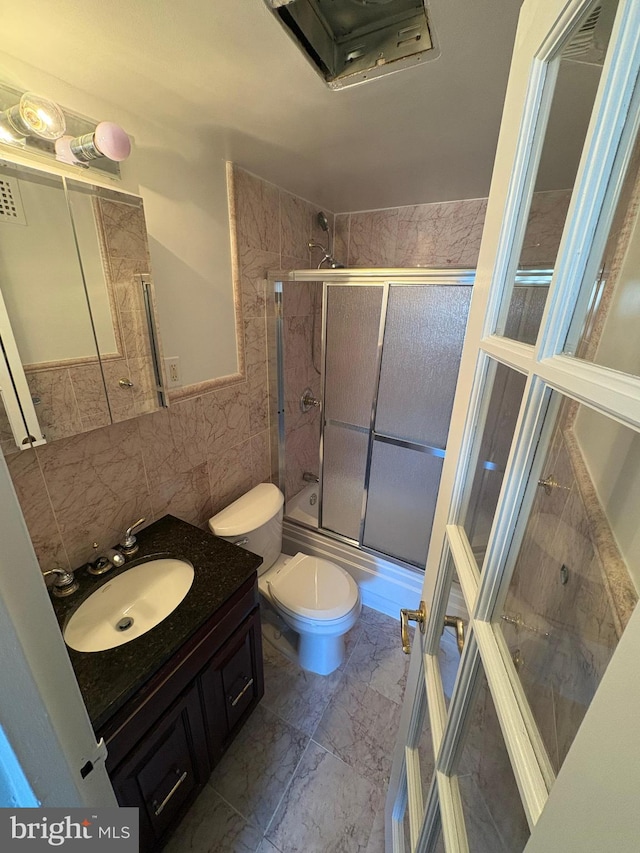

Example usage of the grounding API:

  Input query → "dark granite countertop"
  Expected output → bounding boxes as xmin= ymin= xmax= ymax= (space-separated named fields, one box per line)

xmin=52 ymin=514 xmax=262 ymax=731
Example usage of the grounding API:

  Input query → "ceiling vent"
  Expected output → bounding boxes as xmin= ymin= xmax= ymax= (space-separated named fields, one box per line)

xmin=265 ymin=0 xmax=436 ymax=89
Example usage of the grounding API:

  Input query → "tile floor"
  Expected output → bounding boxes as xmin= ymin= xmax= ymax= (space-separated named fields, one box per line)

xmin=165 ymin=605 xmax=411 ymax=853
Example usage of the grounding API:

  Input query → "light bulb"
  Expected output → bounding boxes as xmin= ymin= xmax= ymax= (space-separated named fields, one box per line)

xmin=93 ymin=122 xmax=131 ymax=161
xmin=1 ymin=92 xmax=66 ymax=141
xmin=58 ymin=121 xmax=131 ymax=164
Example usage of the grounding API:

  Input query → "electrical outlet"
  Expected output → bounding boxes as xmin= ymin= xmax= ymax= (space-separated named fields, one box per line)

xmin=164 ymin=357 xmax=181 ymax=388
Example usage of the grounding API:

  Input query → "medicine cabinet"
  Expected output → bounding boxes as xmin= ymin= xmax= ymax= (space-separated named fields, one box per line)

xmin=0 ymin=159 xmax=167 ymax=454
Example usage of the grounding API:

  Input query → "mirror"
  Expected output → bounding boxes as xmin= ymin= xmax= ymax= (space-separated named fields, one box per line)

xmin=0 ymin=160 xmax=166 ymax=454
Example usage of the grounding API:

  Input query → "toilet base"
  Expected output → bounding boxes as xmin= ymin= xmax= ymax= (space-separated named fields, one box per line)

xmin=298 ymin=632 xmax=345 ymax=676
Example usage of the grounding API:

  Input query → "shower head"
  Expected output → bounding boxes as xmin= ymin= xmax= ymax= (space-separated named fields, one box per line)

xmin=317 ymin=211 xmax=330 ymax=232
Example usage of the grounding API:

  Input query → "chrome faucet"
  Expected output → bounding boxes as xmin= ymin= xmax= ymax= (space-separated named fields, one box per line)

xmin=42 ymin=567 xmax=79 ymax=598
xmin=87 ymin=544 xmax=126 ymax=576
xmin=300 ymin=388 xmax=321 ymax=412
xmin=120 ymin=517 xmax=146 ymax=557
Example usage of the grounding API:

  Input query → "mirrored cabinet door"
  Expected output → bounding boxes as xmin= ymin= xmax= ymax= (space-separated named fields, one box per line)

xmin=0 ymin=161 xmax=106 ymax=449
xmin=0 ymin=160 xmax=166 ymax=455
xmin=66 ymin=180 xmax=164 ymax=423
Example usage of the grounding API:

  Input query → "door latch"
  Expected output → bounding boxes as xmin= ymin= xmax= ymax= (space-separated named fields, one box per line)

xmin=400 ymin=601 xmax=427 ymax=654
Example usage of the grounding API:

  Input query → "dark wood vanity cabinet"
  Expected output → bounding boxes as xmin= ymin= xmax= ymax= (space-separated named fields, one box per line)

xmin=99 ymin=578 xmax=264 ymax=852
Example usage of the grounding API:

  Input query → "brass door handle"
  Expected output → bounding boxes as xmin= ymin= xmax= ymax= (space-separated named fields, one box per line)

xmin=400 ymin=601 xmax=427 ymax=654
xmin=443 ymin=615 xmax=465 ymax=654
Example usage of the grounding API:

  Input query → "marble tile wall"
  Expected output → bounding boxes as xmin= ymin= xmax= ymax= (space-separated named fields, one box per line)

xmin=7 ymin=164 xmax=575 ymax=576
xmin=7 ymin=166 xmax=332 ymax=574
xmin=334 ymin=189 xmax=571 ymax=269
xmin=281 ymin=281 xmax=322 ymax=501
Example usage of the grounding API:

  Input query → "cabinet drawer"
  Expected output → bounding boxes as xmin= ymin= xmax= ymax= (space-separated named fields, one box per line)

xmin=110 ymin=683 xmax=209 ymax=850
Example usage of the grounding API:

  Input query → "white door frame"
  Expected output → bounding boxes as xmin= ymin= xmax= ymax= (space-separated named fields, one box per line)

xmin=387 ymin=0 xmax=640 ymax=848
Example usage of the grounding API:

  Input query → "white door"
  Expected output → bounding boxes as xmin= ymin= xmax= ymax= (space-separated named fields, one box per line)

xmin=386 ymin=0 xmax=640 ymax=849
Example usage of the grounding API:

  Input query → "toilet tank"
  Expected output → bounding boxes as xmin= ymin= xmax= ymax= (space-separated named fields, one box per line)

xmin=208 ymin=484 xmax=284 ymax=574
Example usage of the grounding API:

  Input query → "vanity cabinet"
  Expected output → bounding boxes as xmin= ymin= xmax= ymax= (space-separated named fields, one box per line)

xmin=99 ymin=577 xmax=264 ymax=852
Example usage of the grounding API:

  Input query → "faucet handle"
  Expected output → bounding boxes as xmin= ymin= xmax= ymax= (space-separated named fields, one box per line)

xmin=42 ymin=567 xmax=79 ymax=598
xmin=120 ymin=517 xmax=146 ymax=556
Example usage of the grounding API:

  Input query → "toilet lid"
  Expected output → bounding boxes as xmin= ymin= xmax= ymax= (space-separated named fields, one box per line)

xmin=268 ymin=553 xmax=359 ymax=621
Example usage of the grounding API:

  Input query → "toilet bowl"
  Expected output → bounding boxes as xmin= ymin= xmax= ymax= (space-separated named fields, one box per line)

xmin=209 ymin=484 xmax=360 ymax=675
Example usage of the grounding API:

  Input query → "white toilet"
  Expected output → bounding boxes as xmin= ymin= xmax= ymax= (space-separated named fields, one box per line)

xmin=209 ymin=483 xmax=361 ymax=675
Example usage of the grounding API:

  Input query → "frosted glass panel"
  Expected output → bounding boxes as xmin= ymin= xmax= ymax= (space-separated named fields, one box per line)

xmin=376 ymin=285 xmax=471 ymax=447
xmin=324 ymin=286 xmax=383 ymax=427
xmin=363 ymin=439 xmax=443 ymax=566
xmin=321 ymin=423 xmax=368 ymax=540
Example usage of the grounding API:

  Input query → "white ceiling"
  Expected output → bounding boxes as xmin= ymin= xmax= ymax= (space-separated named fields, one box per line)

xmin=0 ymin=0 xmax=523 ymax=211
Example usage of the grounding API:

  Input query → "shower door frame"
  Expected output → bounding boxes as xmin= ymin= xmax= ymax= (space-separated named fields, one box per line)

xmin=269 ymin=268 xmax=551 ymax=571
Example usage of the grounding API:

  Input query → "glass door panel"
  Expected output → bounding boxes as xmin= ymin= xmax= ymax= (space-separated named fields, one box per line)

xmin=363 ymin=439 xmax=443 ymax=566
xmin=323 ymin=285 xmax=383 ymax=427
xmin=321 ymin=422 xmax=368 ymax=540
xmin=498 ymin=0 xmax=618 ymax=344
xmin=462 ymin=361 xmax=528 ymax=569
xmin=456 ymin=660 xmax=530 ymax=852
xmin=497 ymin=395 xmax=638 ymax=773
xmin=321 ymin=285 xmax=383 ymax=540
xmin=375 ymin=285 xmax=471 ymax=446
xmin=564 ymin=121 xmax=640 ymax=375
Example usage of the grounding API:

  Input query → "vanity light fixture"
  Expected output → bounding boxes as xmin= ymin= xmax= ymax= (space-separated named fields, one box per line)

xmin=0 ymin=82 xmax=126 ymax=178
xmin=0 ymin=91 xmax=66 ymax=144
xmin=55 ymin=121 xmax=131 ymax=165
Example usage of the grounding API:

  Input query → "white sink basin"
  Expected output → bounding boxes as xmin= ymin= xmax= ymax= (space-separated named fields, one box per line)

xmin=64 ymin=558 xmax=195 ymax=653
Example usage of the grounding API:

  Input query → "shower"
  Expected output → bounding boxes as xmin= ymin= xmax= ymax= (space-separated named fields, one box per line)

xmin=309 ymin=210 xmax=344 ymax=269
xmin=270 ymin=268 xmax=474 ymax=571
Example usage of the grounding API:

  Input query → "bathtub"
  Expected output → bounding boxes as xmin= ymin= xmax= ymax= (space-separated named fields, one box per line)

xmin=285 ymin=483 xmax=319 ymax=528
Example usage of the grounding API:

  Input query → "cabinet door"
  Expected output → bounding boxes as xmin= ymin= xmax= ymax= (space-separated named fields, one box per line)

xmin=200 ymin=607 xmax=264 ymax=766
xmin=110 ymin=682 xmax=209 ymax=851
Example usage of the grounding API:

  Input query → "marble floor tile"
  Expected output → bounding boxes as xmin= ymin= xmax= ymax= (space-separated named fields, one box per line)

xmin=256 ymin=840 xmax=282 ymax=853
xmin=266 ymin=741 xmax=383 ymax=853
xmin=364 ymin=808 xmax=385 ymax=853
xmin=163 ymin=786 xmax=263 ymax=853
xmin=260 ymin=642 xmax=345 ymax=737
xmin=313 ymin=674 xmax=402 ymax=788
xmin=345 ymin=610 xmax=410 ymax=705
xmin=209 ymin=704 xmax=308 ymax=831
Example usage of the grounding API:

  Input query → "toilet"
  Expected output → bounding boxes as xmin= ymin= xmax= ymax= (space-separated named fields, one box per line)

xmin=209 ymin=483 xmax=361 ymax=675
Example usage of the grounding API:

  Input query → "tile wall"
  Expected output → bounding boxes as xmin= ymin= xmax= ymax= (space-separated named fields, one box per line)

xmin=333 ymin=189 xmax=570 ymax=269
xmin=6 ymin=166 xmax=327 ymax=574
xmin=6 ymin=163 xmax=573 ymax=577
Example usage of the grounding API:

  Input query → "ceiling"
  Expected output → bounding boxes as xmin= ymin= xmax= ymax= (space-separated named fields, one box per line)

xmin=0 ymin=0 xmax=523 ymax=212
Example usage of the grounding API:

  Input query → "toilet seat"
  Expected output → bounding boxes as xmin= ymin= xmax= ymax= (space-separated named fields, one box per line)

xmin=267 ymin=553 xmax=359 ymax=621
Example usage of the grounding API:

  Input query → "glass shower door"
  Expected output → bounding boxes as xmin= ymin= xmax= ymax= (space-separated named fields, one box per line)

xmin=363 ymin=284 xmax=472 ymax=566
xmin=320 ymin=284 xmax=384 ymax=540
xmin=319 ymin=280 xmax=472 ymax=568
